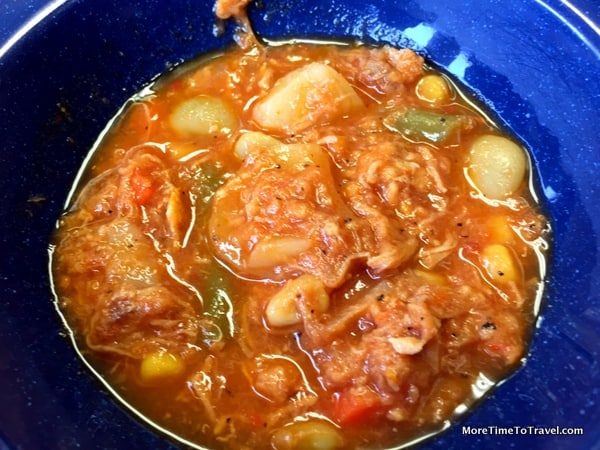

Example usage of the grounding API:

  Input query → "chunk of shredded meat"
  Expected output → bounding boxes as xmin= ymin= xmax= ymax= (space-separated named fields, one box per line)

xmin=51 ymin=34 xmax=548 ymax=450
xmin=335 ymin=46 xmax=424 ymax=94
xmin=294 ymin=276 xmax=440 ymax=399
xmin=209 ymin=140 xmax=376 ymax=287
xmin=214 ymin=0 xmax=253 ymax=19
xmin=88 ymin=284 xmax=199 ymax=358
xmin=54 ymin=146 xmax=199 ymax=358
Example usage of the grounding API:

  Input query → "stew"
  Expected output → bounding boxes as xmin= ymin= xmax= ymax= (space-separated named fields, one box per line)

xmin=50 ymin=13 xmax=550 ymax=450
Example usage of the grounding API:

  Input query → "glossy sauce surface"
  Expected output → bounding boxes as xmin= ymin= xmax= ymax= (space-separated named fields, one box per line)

xmin=51 ymin=39 xmax=550 ymax=449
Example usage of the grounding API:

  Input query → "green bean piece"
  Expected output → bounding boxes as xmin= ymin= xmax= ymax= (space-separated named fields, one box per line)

xmin=384 ymin=108 xmax=470 ymax=143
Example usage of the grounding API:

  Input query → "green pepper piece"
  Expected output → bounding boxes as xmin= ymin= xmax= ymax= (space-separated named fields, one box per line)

xmin=192 ymin=162 xmax=223 ymax=204
xmin=384 ymin=108 xmax=469 ymax=143
xmin=202 ymin=262 xmax=235 ymax=342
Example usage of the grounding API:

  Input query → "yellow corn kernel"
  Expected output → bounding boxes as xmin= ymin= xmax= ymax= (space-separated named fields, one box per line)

xmin=416 ymin=74 xmax=450 ymax=104
xmin=140 ymin=350 xmax=184 ymax=383
xmin=486 ymin=215 xmax=514 ymax=244
xmin=480 ymin=244 xmax=521 ymax=284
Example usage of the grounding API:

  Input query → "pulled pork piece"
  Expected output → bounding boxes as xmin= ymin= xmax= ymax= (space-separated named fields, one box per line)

xmin=293 ymin=276 xmax=444 ymax=425
xmin=214 ymin=0 xmax=253 ymax=19
xmin=209 ymin=134 xmax=375 ymax=288
xmin=54 ymin=145 xmax=199 ymax=358
xmin=303 ymin=277 xmax=440 ymax=394
xmin=335 ymin=45 xmax=424 ymax=94
xmin=88 ymin=284 xmax=199 ymax=358
xmin=245 ymin=356 xmax=304 ymax=403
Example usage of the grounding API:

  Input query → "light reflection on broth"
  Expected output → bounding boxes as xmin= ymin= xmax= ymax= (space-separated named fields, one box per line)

xmin=50 ymin=16 xmax=550 ymax=450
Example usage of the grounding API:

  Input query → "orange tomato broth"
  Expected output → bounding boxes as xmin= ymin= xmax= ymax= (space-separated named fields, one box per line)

xmin=51 ymin=34 xmax=550 ymax=450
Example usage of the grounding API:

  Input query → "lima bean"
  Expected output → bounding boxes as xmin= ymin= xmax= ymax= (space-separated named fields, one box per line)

xmin=469 ymin=134 xmax=526 ymax=199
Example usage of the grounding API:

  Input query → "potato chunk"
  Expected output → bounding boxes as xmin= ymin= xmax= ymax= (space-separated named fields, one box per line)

xmin=169 ymin=95 xmax=237 ymax=137
xmin=252 ymin=62 xmax=364 ymax=134
xmin=233 ymin=131 xmax=282 ymax=159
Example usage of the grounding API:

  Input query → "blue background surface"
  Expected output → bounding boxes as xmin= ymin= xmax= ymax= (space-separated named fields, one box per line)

xmin=1 ymin=1 xmax=599 ymax=449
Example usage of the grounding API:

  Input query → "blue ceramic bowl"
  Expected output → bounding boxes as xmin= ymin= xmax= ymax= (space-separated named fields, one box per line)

xmin=1 ymin=1 xmax=599 ymax=449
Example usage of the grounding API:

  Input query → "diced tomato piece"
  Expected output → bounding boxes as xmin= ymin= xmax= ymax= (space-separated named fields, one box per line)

xmin=486 ymin=343 xmax=506 ymax=353
xmin=129 ymin=168 xmax=156 ymax=205
xmin=333 ymin=387 xmax=383 ymax=425
xmin=484 ymin=342 xmax=516 ymax=362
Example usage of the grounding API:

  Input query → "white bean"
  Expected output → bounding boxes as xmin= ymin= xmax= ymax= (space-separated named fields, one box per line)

xmin=169 ymin=95 xmax=237 ymax=136
xmin=469 ymin=134 xmax=527 ymax=199
xmin=271 ymin=420 xmax=344 ymax=450
xmin=388 ymin=336 xmax=426 ymax=355
xmin=265 ymin=274 xmax=329 ymax=327
xmin=247 ymin=236 xmax=312 ymax=270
